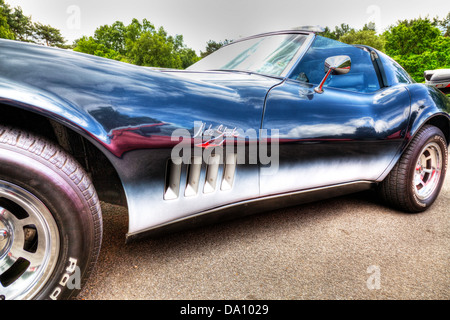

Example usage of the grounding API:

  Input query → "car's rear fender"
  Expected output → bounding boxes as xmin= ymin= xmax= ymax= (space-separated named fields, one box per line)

xmin=405 ymin=84 xmax=450 ymax=147
xmin=375 ymin=84 xmax=449 ymax=182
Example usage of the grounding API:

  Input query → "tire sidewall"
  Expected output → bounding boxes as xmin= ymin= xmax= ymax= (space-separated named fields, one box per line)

xmin=0 ymin=145 xmax=96 ymax=300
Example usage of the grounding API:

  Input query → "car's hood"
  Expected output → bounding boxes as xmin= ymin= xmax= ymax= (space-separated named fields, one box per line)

xmin=158 ymin=68 xmax=281 ymax=89
xmin=0 ymin=40 xmax=282 ymax=153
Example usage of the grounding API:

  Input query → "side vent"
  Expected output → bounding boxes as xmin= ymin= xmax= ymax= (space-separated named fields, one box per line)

xmin=184 ymin=156 xmax=202 ymax=197
xmin=203 ymin=154 xmax=221 ymax=194
xmin=164 ymin=153 xmax=237 ymax=200
xmin=164 ymin=158 xmax=182 ymax=200
xmin=221 ymin=153 xmax=237 ymax=191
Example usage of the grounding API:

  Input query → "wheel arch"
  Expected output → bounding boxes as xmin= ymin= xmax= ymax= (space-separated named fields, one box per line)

xmin=0 ymin=101 xmax=128 ymax=209
xmin=408 ymin=113 xmax=450 ymax=148
xmin=421 ymin=114 xmax=450 ymax=146
xmin=405 ymin=84 xmax=450 ymax=147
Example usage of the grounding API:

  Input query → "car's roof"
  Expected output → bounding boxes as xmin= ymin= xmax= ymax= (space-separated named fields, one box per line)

xmin=224 ymin=29 xmax=316 ymax=48
xmin=224 ymin=29 xmax=378 ymax=54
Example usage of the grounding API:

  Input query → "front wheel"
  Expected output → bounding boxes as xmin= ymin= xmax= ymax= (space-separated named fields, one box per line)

xmin=0 ymin=126 xmax=102 ymax=300
xmin=378 ymin=125 xmax=448 ymax=213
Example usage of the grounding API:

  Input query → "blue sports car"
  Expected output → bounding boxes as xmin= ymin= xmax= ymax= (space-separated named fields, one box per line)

xmin=0 ymin=29 xmax=449 ymax=300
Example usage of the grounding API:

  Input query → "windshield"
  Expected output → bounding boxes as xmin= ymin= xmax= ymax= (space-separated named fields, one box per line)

xmin=187 ymin=33 xmax=309 ymax=77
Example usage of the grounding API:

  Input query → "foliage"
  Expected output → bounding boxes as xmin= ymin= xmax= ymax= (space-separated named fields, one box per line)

xmin=34 ymin=22 xmax=65 ymax=47
xmin=0 ymin=3 xmax=14 ymax=39
xmin=320 ymin=22 xmax=385 ymax=51
xmin=340 ymin=29 xmax=386 ymax=51
xmin=320 ymin=23 xmax=354 ymax=40
xmin=1 ymin=0 xmax=449 ymax=77
xmin=384 ymin=18 xmax=441 ymax=56
xmin=0 ymin=0 xmax=65 ymax=46
xmin=320 ymin=15 xmax=450 ymax=83
xmin=200 ymin=39 xmax=232 ymax=58
xmin=74 ymin=18 xmax=200 ymax=69
xmin=436 ymin=13 xmax=450 ymax=37
xmin=383 ymin=17 xmax=450 ymax=82
xmin=0 ymin=0 xmax=199 ymax=69
xmin=73 ymin=36 xmax=124 ymax=61
xmin=94 ymin=21 xmax=127 ymax=55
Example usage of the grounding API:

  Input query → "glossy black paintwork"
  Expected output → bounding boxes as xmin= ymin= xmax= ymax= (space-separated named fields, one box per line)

xmin=407 ymin=84 xmax=450 ymax=140
xmin=261 ymin=80 xmax=412 ymax=194
xmin=0 ymin=33 xmax=449 ymax=236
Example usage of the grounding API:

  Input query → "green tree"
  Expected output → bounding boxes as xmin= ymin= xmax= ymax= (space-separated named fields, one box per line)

xmin=200 ymin=39 xmax=231 ymax=58
xmin=127 ymin=27 xmax=182 ymax=68
xmin=442 ymin=13 xmax=450 ymax=37
xmin=0 ymin=4 xmax=14 ymax=39
xmin=333 ymin=23 xmax=353 ymax=39
xmin=6 ymin=6 xmax=34 ymax=42
xmin=362 ymin=22 xmax=377 ymax=32
xmin=434 ymin=12 xmax=450 ymax=37
xmin=320 ymin=26 xmax=337 ymax=40
xmin=389 ymin=36 xmax=450 ymax=82
xmin=384 ymin=18 xmax=441 ymax=56
xmin=0 ymin=0 xmax=66 ymax=46
xmin=169 ymin=34 xmax=200 ymax=68
xmin=74 ymin=18 xmax=199 ymax=69
xmin=73 ymin=36 xmax=124 ymax=61
xmin=384 ymin=18 xmax=450 ymax=82
xmin=178 ymin=47 xmax=200 ymax=69
xmin=319 ymin=22 xmax=384 ymax=50
xmin=339 ymin=29 xmax=386 ymax=51
xmin=34 ymin=22 xmax=65 ymax=47
xmin=320 ymin=23 xmax=354 ymax=40
xmin=94 ymin=21 xmax=127 ymax=54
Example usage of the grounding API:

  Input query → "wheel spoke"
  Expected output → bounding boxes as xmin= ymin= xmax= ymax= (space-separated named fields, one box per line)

xmin=9 ymin=244 xmax=43 ymax=267
xmin=414 ymin=174 xmax=424 ymax=186
xmin=0 ymin=181 xmax=59 ymax=300
xmin=413 ymin=142 xmax=443 ymax=201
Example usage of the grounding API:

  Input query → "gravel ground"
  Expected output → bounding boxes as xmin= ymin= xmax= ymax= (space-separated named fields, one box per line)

xmin=78 ymin=167 xmax=449 ymax=300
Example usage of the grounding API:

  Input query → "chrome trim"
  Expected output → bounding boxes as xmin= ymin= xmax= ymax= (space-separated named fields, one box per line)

xmin=224 ymin=30 xmax=314 ymax=48
xmin=164 ymin=159 xmax=182 ymax=200
xmin=315 ymin=55 xmax=352 ymax=93
xmin=185 ymin=156 xmax=203 ymax=197
xmin=221 ymin=153 xmax=237 ymax=191
xmin=281 ymin=33 xmax=316 ymax=78
xmin=204 ymin=154 xmax=221 ymax=194
xmin=0 ymin=180 xmax=60 ymax=300
xmin=413 ymin=142 xmax=443 ymax=200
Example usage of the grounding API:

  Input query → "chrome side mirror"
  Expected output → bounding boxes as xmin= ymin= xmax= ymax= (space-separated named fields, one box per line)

xmin=314 ymin=55 xmax=351 ymax=93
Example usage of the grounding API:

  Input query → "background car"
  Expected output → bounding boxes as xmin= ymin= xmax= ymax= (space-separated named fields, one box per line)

xmin=0 ymin=29 xmax=449 ymax=300
xmin=425 ymin=69 xmax=450 ymax=94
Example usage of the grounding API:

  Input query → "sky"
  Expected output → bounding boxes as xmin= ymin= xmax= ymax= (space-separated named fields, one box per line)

xmin=5 ymin=0 xmax=450 ymax=53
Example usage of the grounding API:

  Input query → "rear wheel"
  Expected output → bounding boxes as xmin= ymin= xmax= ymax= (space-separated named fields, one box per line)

xmin=0 ymin=126 xmax=102 ymax=300
xmin=378 ymin=125 xmax=448 ymax=213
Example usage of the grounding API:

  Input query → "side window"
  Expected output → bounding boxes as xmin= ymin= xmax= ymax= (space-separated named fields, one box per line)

xmin=290 ymin=36 xmax=381 ymax=93
xmin=377 ymin=51 xmax=414 ymax=85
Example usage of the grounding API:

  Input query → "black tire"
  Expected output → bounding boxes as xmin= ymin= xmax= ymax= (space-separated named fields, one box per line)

xmin=378 ymin=125 xmax=448 ymax=213
xmin=0 ymin=125 xmax=102 ymax=300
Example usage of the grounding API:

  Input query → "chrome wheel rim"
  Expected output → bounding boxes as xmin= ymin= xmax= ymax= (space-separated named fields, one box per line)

xmin=0 ymin=181 xmax=59 ymax=300
xmin=413 ymin=142 xmax=443 ymax=201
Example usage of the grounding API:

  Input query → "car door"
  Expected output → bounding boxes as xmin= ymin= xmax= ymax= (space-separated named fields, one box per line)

xmin=260 ymin=36 xmax=411 ymax=196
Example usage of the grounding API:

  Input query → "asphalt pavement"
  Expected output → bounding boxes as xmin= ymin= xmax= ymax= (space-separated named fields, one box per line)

xmin=77 ymin=165 xmax=449 ymax=300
